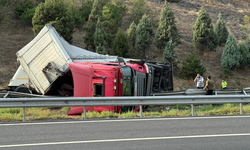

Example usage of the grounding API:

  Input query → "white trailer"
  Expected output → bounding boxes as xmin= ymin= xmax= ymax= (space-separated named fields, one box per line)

xmin=14 ymin=24 xmax=117 ymax=95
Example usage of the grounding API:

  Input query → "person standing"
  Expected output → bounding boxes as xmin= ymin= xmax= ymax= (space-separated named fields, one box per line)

xmin=194 ymin=74 xmax=204 ymax=89
xmin=221 ymin=80 xmax=227 ymax=90
xmin=203 ymin=76 xmax=215 ymax=95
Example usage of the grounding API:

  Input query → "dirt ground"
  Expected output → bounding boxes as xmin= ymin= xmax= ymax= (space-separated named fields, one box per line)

xmin=0 ymin=0 xmax=250 ymax=90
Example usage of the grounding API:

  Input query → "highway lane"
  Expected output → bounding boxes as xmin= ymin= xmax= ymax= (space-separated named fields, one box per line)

xmin=1 ymin=116 xmax=250 ymax=149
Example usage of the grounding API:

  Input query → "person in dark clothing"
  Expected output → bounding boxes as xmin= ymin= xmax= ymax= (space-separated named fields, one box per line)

xmin=203 ymin=76 xmax=215 ymax=95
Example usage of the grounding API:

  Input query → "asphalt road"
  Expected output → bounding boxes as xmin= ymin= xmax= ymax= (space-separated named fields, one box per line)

xmin=1 ymin=116 xmax=250 ymax=150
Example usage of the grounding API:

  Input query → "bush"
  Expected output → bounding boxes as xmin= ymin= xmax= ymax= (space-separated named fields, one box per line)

xmin=112 ymin=29 xmax=130 ymax=57
xmin=32 ymin=0 xmax=75 ymax=43
xmin=0 ymin=0 xmax=18 ymax=7
xmin=238 ymin=41 xmax=250 ymax=67
xmin=180 ymin=52 xmax=206 ymax=79
xmin=219 ymin=67 xmax=232 ymax=79
xmin=20 ymin=7 xmax=36 ymax=25
xmin=79 ymin=0 xmax=93 ymax=23
xmin=14 ymin=0 xmax=35 ymax=18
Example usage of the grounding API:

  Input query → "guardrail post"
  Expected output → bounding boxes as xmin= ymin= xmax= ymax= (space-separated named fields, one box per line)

xmin=140 ymin=105 xmax=143 ymax=118
xmin=23 ymin=107 xmax=26 ymax=122
xmin=83 ymin=106 xmax=86 ymax=119
xmin=191 ymin=104 xmax=194 ymax=116
xmin=240 ymin=103 xmax=243 ymax=115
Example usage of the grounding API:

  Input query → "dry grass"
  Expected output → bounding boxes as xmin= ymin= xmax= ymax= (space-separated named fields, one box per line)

xmin=0 ymin=0 xmax=250 ymax=90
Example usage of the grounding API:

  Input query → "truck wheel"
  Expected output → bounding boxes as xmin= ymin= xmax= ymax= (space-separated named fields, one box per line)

xmin=14 ymin=87 xmax=31 ymax=94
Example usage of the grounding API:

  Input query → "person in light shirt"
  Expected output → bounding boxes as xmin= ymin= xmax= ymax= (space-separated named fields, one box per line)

xmin=194 ymin=74 xmax=204 ymax=89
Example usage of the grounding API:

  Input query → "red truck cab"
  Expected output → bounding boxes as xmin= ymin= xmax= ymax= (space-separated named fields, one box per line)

xmin=68 ymin=58 xmax=173 ymax=115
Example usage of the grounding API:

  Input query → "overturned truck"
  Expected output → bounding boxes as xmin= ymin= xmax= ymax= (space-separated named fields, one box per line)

xmin=9 ymin=24 xmax=173 ymax=115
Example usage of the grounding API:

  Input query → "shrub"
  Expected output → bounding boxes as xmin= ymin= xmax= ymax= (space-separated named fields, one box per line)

xmin=241 ymin=15 xmax=250 ymax=36
xmin=238 ymin=41 xmax=249 ymax=67
xmin=61 ymin=107 xmax=71 ymax=114
xmin=14 ymin=0 xmax=35 ymax=18
xmin=129 ymin=0 xmax=146 ymax=24
xmin=70 ymin=6 xmax=85 ymax=27
xmin=20 ymin=7 xmax=36 ymax=25
xmin=79 ymin=0 xmax=93 ymax=23
xmin=112 ymin=29 xmax=130 ymax=57
xmin=0 ymin=0 xmax=18 ymax=7
xmin=219 ymin=67 xmax=232 ymax=79
xmin=180 ymin=52 xmax=206 ymax=79
xmin=32 ymin=0 xmax=75 ymax=43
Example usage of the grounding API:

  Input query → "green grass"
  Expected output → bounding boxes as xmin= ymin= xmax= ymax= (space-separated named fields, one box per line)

xmin=1 ymin=104 xmax=250 ymax=121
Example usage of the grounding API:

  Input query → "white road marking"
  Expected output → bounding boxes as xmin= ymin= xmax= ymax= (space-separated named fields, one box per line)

xmin=1 ymin=133 xmax=250 ymax=148
xmin=1 ymin=115 xmax=250 ymax=126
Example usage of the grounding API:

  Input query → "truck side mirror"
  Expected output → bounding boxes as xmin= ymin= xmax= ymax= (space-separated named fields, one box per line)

xmin=117 ymin=57 xmax=126 ymax=66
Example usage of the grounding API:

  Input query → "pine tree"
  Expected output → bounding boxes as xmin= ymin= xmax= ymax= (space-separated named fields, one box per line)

xmin=126 ymin=21 xmax=137 ymax=58
xmin=163 ymin=40 xmax=179 ymax=70
xmin=112 ymin=29 xmax=130 ymax=58
xmin=180 ymin=52 xmax=206 ymax=79
xmin=215 ymin=13 xmax=229 ymax=46
xmin=32 ymin=0 xmax=75 ymax=43
xmin=129 ymin=0 xmax=147 ymax=24
xmin=192 ymin=7 xmax=217 ymax=52
xmin=102 ymin=0 xmax=127 ymax=46
xmin=238 ymin=41 xmax=249 ymax=67
xmin=126 ymin=21 xmax=137 ymax=48
xmin=134 ymin=14 xmax=153 ymax=59
xmin=155 ymin=0 xmax=181 ymax=50
xmin=221 ymin=34 xmax=241 ymax=69
xmin=78 ymin=0 xmax=94 ymax=23
xmin=94 ymin=17 xmax=107 ymax=54
xmin=84 ymin=0 xmax=103 ymax=50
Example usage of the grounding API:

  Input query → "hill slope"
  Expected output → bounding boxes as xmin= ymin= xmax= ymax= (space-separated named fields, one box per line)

xmin=0 ymin=0 xmax=250 ymax=90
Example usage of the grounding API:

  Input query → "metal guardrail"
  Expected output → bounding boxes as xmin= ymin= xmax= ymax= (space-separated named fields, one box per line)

xmin=0 ymin=91 xmax=52 ymax=98
xmin=1 ymin=95 xmax=250 ymax=121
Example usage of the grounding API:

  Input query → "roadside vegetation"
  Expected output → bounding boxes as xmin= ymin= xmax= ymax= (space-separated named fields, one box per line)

xmin=1 ymin=0 xmax=250 ymax=90
xmin=1 ymin=104 xmax=250 ymax=122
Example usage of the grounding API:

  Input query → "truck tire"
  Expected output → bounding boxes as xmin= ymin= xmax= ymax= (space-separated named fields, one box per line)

xmin=14 ymin=87 xmax=31 ymax=94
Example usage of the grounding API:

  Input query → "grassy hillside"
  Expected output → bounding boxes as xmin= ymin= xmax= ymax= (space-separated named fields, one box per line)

xmin=0 ymin=0 xmax=250 ymax=90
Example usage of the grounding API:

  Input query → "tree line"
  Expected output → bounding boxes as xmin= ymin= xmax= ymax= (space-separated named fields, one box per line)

xmin=10 ymin=0 xmax=250 ymax=79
